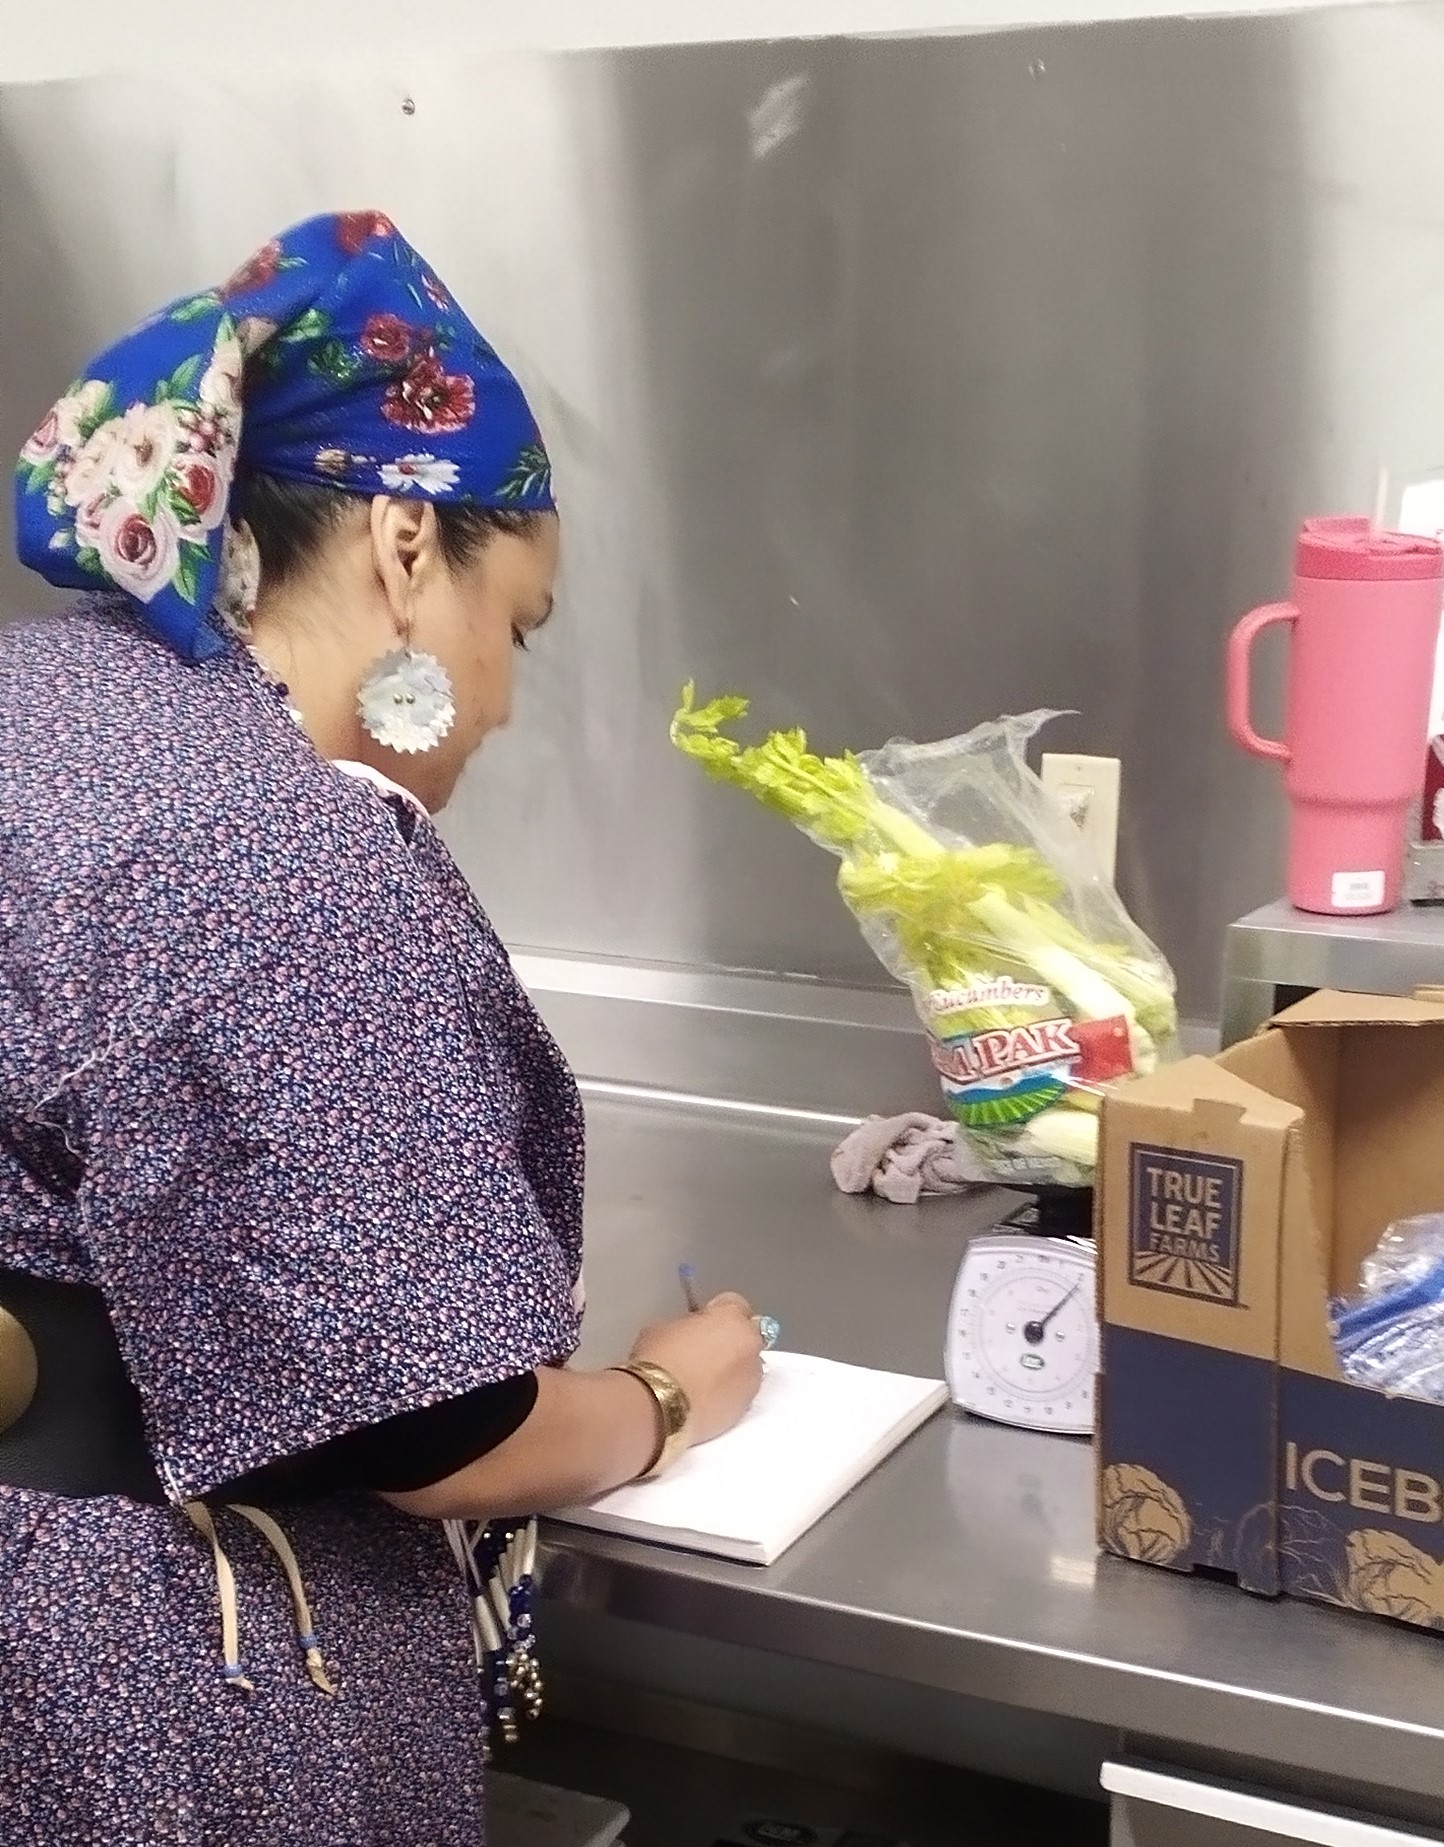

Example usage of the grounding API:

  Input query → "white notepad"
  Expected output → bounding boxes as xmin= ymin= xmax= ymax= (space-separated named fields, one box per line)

xmin=551 ymin=1350 xmax=948 ymax=1566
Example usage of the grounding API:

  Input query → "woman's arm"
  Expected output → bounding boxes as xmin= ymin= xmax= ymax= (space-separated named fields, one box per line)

xmin=378 ymin=1364 xmax=660 ymax=1519
xmin=381 ymin=1293 xmax=765 ymax=1521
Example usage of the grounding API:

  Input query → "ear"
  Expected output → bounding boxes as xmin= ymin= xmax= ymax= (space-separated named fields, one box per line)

xmin=368 ymin=496 xmax=442 ymax=636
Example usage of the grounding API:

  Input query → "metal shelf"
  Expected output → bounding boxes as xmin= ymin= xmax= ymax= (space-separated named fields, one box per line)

xmin=1220 ymin=900 xmax=1444 ymax=1045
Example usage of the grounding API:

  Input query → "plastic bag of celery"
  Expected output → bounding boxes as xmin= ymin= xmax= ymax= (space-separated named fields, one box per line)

xmin=671 ymin=689 xmax=1179 ymax=1188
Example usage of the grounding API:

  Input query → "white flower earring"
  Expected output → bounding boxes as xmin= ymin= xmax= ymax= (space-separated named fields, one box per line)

xmin=357 ymin=643 xmax=456 ymax=754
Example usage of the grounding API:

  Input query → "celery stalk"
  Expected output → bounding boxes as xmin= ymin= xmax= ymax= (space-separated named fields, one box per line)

xmin=1014 ymin=896 xmax=1177 ymax=1044
xmin=670 ymin=684 xmax=941 ymax=860
xmin=670 ymin=685 xmax=1178 ymax=1173
xmin=967 ymin=888 xmax=1136 ymax=1026
xmin=1016 ymin=1107 xmax=1099 ymax=1171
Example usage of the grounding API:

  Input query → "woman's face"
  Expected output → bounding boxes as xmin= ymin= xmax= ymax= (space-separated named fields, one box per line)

xmin=379 ymin=510 xmax=559 ymax=811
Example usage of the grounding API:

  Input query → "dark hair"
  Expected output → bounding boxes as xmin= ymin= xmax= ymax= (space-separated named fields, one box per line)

xmin=232 ymin=470 xmax=543 ymax=590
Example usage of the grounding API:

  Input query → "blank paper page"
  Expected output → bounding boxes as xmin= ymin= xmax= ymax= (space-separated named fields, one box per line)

xmin=552 ymin=1350 xmax=947 ymax=1565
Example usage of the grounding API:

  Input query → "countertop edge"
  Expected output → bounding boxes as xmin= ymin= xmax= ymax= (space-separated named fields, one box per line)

xmin=540 ymin=1530 xmax=1444 ymax=1800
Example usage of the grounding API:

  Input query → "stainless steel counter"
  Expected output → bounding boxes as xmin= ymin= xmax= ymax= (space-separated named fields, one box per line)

xmin=542 ymin=1093 xmax=1444 ymax=1808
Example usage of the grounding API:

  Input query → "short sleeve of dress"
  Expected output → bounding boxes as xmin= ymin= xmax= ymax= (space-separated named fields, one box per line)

xmin=71 ymin=788 xmax=585 ymax=1502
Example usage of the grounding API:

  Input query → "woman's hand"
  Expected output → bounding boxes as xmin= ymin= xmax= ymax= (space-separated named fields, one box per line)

xmin=629 ymin=1292 xmax=766 ymax=1446
xmin=379 ymin=1293 xmax=767 ymax=1523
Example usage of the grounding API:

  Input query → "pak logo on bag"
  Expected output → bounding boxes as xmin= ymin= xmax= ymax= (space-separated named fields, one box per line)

xmin=929 ymin=980 xmax=1136 ymax=1130
xmin=1129 ymin=1144 xmax=1244 ymax=1304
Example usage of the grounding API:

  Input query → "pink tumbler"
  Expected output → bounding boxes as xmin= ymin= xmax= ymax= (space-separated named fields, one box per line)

xmin=1227 ymin=516 xmax=1443 ymax=916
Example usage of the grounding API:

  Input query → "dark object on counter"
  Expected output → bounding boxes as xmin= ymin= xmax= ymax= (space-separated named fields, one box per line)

xmin=1001 ymin=1187 xmax=1095 ymax=1240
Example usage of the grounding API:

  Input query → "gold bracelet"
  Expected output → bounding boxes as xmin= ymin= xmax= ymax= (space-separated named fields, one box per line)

xmin=611 ymin=1361 xmax=692 ymax=1480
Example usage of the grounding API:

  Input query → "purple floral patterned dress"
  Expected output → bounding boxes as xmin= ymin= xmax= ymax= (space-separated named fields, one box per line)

xmin=0 ymin=597 xmax=585 ymax=1845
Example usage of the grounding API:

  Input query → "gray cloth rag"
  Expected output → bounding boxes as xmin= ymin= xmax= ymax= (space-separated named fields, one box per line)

xmin=830 ymin=1111 xmax=986 ymax=1205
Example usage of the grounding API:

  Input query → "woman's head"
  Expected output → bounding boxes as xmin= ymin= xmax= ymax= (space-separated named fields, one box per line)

xmin=14 ymin=210 xmax=558 ymax=808
xmin=236 ymin=472 xmax=558 ymax=809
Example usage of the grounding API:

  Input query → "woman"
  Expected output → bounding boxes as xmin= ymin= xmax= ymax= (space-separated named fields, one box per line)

xmin=0 ymin=211 xmax=765 ymax=1845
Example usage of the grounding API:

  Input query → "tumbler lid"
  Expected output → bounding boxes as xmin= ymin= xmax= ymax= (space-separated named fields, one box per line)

xmin=1297 ymin=515 xmax=1443 ymax=582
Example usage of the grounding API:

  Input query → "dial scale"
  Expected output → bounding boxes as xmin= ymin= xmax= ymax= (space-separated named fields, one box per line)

xmin=945 ymin=1231 xmax=1097 ymax=1436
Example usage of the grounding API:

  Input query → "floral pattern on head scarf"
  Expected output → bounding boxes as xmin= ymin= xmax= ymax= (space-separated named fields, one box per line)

xmin=14 ymin=212 xmax=554 ymax=663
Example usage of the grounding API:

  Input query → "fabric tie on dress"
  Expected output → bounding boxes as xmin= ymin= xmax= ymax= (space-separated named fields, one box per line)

xmin=183 ymin=1501 xmax=338 ymax=1697
xmin=14 ymin=211 xmax=553 ymax=664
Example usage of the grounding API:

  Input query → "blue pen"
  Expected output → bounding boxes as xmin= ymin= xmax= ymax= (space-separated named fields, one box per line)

xmin=680 ymin=1261 xmax=780 ymax=1348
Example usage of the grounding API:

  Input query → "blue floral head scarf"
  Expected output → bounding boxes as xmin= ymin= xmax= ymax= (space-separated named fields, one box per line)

xmin=14 ymin=210 xmax=554 ymax=662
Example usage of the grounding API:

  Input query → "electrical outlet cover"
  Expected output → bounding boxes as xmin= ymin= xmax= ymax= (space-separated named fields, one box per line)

xmin=1040 ymin=752 xmax=1121 ymax=884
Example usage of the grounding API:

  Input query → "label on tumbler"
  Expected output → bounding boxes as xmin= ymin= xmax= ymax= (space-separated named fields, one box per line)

xmin=1331 ymin=870 xmax=1386 ymax=910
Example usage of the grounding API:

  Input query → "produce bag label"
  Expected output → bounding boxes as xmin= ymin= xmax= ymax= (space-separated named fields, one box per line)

xmin=929 ymin=980 xmax=1134 ymax=1128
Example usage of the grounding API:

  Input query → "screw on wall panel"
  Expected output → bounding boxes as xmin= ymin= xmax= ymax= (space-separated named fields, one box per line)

xmin=401 ymin=97 xmax=417 ymax=116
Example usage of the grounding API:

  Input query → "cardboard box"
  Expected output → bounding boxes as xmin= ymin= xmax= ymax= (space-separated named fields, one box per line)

xmin=1097 ymin=991 xmax=1444 ymax=1629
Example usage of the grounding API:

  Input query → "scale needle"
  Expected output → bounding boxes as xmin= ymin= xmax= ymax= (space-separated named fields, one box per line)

xmin=1024 ymin=1281 xmax=1080 ymax=1346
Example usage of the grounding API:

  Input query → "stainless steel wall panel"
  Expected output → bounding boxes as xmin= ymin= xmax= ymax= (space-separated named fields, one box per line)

xmin=5 ymin=13 xmax=1444 ymax=1022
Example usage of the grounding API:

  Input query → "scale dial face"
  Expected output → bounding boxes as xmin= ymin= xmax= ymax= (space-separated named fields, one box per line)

xmin=946 ymin=1233 xmax=1097 ymax=1436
